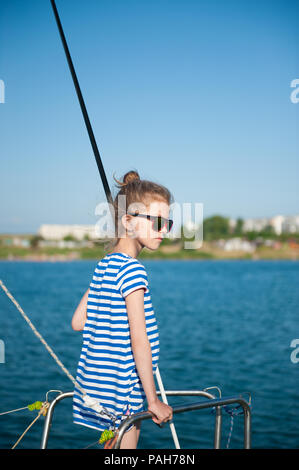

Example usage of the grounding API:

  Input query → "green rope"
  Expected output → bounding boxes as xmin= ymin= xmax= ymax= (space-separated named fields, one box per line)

xmin=99 ymin=429 xmax=115 ymax=444
xmin=27 ymin=401 xmax=43 ymax=411
xmin=0 ymin=401 xmax=43 ymax=416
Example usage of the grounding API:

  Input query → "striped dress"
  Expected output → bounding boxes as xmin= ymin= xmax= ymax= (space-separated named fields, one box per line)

xmin=73 ymin=252 xmax=160 ymax=433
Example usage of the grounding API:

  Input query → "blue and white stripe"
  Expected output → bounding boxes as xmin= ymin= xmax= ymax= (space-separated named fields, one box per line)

xmin=73 ymin=252 xmax=159 ymax=432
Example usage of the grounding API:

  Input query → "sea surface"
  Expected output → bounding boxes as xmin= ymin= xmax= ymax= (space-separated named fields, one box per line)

xmin=0 ymin=259 xmax=298 ymax=449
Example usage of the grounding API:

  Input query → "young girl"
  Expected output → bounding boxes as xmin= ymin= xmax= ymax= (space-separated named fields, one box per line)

xmin=72 ymin=170 xmax=174 ymax=449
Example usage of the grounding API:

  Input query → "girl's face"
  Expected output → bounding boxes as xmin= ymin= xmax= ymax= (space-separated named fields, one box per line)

xmin=127 ymin=199 xmax=171 ymax=251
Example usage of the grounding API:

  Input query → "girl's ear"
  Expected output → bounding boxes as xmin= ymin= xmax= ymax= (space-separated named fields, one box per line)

xmin=127 ymin=215 xmax=136 ymax=236
xmin=120 ymin=214 xmax=134 ymax=234
xmin=120 ymin=214 xmax=127 ymax=233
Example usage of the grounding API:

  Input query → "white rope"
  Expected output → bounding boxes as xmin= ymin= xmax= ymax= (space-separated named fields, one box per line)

xmin=0 ymin=278 xmax=180 ymax=443
xmin=0 ymin=406 xmax=29 ymax=416
xmin=0 ymin=280 xmax=128 ymax=424
xmin=11 ymin=402 xmax=50 ymax=449
xmin=155 ymin=366 xmax=181 ymax=449
xmin=0 ymin=279 xmax=85 ymax=396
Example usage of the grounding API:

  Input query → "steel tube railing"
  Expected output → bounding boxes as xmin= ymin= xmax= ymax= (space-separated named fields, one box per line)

xmin=40 ymin=390 xmax=220 ymax=449
xmin=40 ymin=391 xmax=73 ymax=449
xmin=40 ymin=391 xmax=250 ymax=449
xmin=114 ymin=395 xmax=250 ymax=449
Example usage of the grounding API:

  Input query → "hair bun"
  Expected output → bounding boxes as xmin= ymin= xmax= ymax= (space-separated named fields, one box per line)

xmin=123 ymin=170 xmax=140 ymax=185
xmin=113 ymin=170 xmax=140 ymax=188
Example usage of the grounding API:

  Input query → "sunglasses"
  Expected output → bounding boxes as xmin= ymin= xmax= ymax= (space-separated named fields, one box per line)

xmin=128 ymin=213 xmax=174 ymax=233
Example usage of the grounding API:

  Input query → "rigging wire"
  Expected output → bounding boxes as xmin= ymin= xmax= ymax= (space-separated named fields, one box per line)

xmin=50 ymin=0 xmax=113 ymax=209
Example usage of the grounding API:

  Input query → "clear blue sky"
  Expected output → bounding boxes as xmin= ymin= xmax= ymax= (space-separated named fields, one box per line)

xmin=0 ymin=0 xmax=298 ymax=234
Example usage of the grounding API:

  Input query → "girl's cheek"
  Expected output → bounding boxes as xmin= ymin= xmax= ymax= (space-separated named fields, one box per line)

xmin=139 ymin=222 xmax=149 ymax=239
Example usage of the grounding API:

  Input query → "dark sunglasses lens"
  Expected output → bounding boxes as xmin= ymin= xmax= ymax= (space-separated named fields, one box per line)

xmin=153 ymin=217 xmax=163 ymax=231
xmin=168 ymin=220 xmax=173 ymax=232
xmin=153 ymin=217 xmax=173 ymax=232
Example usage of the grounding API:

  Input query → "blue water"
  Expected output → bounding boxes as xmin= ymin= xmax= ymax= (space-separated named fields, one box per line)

xmin=0 ymin=259 xmax=298 ymax=449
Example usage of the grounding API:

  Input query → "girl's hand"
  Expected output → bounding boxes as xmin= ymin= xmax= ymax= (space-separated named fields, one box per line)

xmin=147 ymin=398 xmax=173 ymax=426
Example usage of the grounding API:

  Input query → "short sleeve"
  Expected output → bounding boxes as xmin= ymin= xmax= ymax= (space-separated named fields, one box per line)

xmin=117 ymin=260 xmax=149 ymax=298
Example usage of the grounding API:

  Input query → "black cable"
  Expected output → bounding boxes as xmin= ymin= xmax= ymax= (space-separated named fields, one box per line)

xmin=50 ymin=0 xmax=113 ymax=208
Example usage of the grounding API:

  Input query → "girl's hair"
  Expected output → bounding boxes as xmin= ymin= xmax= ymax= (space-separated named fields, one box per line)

xmin=103 ymin=170 xmax=173 ymax=254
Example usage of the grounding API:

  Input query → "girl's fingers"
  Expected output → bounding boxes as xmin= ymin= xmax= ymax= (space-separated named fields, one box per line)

xmin=148 ymin=413 xmax=160 ymax=424
xmin=164 ymin=414 xmax=173 ymax=423
xmin=148 ymin=408 xmax=173 ymax=425
xmin=153 ymin=418 xmax=163 ymax=424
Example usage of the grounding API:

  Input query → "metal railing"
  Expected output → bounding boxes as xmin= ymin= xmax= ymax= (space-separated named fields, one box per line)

xmin=40 ymin=389 xmax=251 ymax=449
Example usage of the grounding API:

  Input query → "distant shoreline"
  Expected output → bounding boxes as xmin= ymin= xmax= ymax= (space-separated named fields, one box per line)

xmin=0 ymin=250 xmax=298 ymax=262
xmin=1 ymin=239 xmax=298 ymax=262
xmin=1 ymin=258 xmax=298 ymax=263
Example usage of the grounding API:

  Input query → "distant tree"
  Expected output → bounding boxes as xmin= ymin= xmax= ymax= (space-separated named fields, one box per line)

xmin=245 ymin=227 xmax=276 ymax=241
xmin=245 ymin=231 xmax=259 ymax=241
xmin=279 ymin=232 xmax=299 ymax=243
xmin=262 ymin=224 xmax=275 ymax=235
xmin=203 ymin=215 xmax=230 ymax=241
xmin=160 ymin=236 xmax=177 ymax=245
xmin=63 ymin=234 xmax=77 ymax=241
xmin=30 ymin=235 xmax=44 ymax=249
xmin=233 ymin=218 xmax=244 ymax=236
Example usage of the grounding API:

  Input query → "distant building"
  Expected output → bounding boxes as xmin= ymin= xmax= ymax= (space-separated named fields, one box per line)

xmin=269 ymin=215 xmax=285 ymax=235
xmin=217 ymin=238 xmax=255 ymax=252
xmin=228 ymin=219 xmax=237 ymax=231
xmin=282 ymin=215 xmax=299 ymax=234
xmin=37 ymin=224 xmax=104 ymax=241
xmin=13 ymin=237 xmax=30 ymax=247
xmin=38 ymin=239 xmax=90 ymax=249
xmin=229 ymin=215 xmax=299 ymax=235
xmin=242 ymin=218 xmax=270 ymax=233
xmin=2 ymin=237 xmax=30 ymax=247
xmin=29 ymin=215 xmax=299 ymax=244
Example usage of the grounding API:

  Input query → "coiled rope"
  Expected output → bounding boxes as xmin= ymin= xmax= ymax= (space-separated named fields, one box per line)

xmin=224 ymin=403 xmax=251 ymax=449
xmin=210 ymin=396 xmax=251 ymax=449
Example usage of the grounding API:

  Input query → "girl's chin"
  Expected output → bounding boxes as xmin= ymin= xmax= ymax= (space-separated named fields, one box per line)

xmin=141 ymin=240 xmax=162 ymax=251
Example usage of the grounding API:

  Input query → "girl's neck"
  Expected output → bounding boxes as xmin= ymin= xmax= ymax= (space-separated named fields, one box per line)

xmin=111 ymin=239 xmax=144 ymax=259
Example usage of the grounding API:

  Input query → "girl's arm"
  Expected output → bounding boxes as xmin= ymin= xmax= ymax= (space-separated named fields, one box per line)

xmin=126 ymin=289 xmax=173 ymax=424
xmin=71 ymin=288 xmax=89 ymax=331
